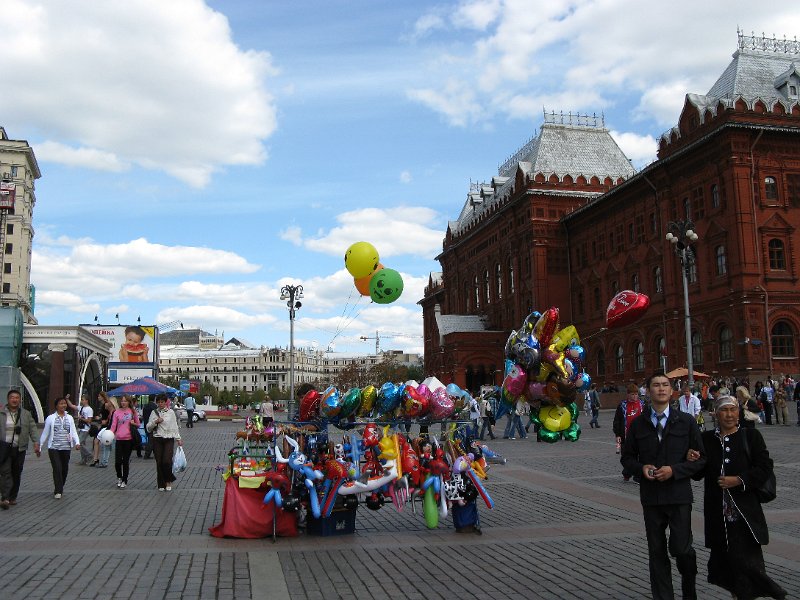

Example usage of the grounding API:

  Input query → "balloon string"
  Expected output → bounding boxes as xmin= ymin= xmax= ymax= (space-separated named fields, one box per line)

xmin=581 ymin=327 xmax=607 ymax=341
xmin=327 ymin=294 xmax=364 ymax=348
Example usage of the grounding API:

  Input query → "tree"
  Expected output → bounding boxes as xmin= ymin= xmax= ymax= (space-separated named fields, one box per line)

xmin=335 ymin=361 xmax=369 ymax=390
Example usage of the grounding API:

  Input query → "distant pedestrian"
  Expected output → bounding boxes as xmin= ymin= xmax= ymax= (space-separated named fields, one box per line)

xmin=146 ymin=394 xmax=182 ymax=491
xmin=184 ymin=394 xmax=196 ymax=428
xmin=92 ymin=392 xmax=115 ymax=467
xmin=758 ymin=383 xmax=774 ymax=425
xmin=0 ymin=389 xmax=40 ymax=508
xmin=588 ymin=384 xmax=601 ymax=428
xmin=109 ymin=395 xmax=140 ymax=489
xmin=479 ymin=394 xmax=495 ymax=440
xmin=259 ymin=396 xmax=274 ymax=425
xmin=612 ymin=384 xmax=644 ymax=481
xmin=76 ymin=395 xmax=94 ymax=465
xmin=773 ymin=387 xmax=789 ymax=426
xmin=141 ymin=397 xmax=158 ymax=459
xmin=39 ymin=397 xmax=81 ymax=499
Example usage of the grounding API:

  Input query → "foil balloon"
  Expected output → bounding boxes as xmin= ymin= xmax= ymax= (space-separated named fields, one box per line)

xmin=520 ymin=311 xmax=542 ymax=335
xmin=551 ymin=325 xmax=580 ymax=352
xmin=299 ymin=389 xmax=321 ymax=421
xmin=512 ymin=342 xmax=540 ymax=375
xmin=339 ymin=387 xmax=361 ymax=418
xmin=525 ymin=381 xmax=545 ymax=401
xmin=362 ymin=423 xmax=380 ymax=447
xmin=404 ymin=386 xmax=429 ymax=417
xmin=504 ymin=329 xmax=520 ymax=358
xmin=502 ymin=363 xmax=527 ymax=397
xmin=369 ymin=268 xmax=404 ymax=304
xmin=606 ymin=290 xmax=651 ymax=329
xmin=428 ymin=387 xmax=454 ymax=420
xmin=542 ymin=346 xmax=569 ymax=379
xmin=445 ymin=383 xmax=462 ymax=398
xmin=359 ymin=385 xmax=377 ymax=417
xmin=575 ymin=372 xmax=592 ymax=392
xmin=533 ymin=307 xmax=560 ymax=347
xmin=565 ymin=344 xmax=586 ymax=366
xmin=320 ymin=386 xmax=343 ymax=419
xmin=377 ymin=382 xmax=402 ymax=414
xmin=416 ymin=383 xmax=431 ymax=400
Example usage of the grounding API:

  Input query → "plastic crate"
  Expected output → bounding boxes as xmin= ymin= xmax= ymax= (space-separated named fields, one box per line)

xmin=306 ymin=508 xmax=356 ymax=536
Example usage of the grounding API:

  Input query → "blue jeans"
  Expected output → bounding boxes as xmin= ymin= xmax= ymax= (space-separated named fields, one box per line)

xmin=504 ymin=415 xmax=525 ymax=438
xmin=100 ymin=442 xmax=113 ymax=466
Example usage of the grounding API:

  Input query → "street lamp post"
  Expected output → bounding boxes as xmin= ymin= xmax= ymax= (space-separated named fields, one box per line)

xmin=280 ymin=284 xmax=303 ymax=417
xmin=665 ymin=221 xmax=700 ymax=390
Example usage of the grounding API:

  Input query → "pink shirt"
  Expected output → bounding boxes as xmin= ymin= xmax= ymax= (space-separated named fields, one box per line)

xmin=110 ymin=408 xmax=140 ymax=440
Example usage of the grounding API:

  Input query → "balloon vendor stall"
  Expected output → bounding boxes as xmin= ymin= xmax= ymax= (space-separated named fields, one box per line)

xmin=209 ymin=380 xmax=502 ymax=539
xmin=502 ymin=307 xmax=591 ymax=443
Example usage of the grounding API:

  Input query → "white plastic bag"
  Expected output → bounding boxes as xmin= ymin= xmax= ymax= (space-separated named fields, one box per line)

xmin=172 ymin=445 xmax=187 ymax=474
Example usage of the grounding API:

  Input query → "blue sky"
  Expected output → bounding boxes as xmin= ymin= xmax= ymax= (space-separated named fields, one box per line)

xmin=3 ymin=0 xmax=798 ymax=354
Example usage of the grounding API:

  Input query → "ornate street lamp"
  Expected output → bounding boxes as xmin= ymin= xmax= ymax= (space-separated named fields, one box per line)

xmin=280 ymin=284 xmax=303 ymax=417
xmin=665 ymin=221 xmax=700 ymax=389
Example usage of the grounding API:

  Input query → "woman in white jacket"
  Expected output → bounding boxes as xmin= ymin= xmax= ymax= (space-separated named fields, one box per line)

xmin=146 ymin=394 xmax=183 ymax=491
xmin=39 ymin=397 xmax=81 ymax=499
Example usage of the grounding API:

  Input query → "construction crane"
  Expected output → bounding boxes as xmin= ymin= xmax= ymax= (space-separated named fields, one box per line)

xmin=359 ymin=331 xmax=421 ymax=354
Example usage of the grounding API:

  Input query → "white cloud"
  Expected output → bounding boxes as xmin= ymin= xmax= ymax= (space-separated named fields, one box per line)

xmin=406 ymin=1 xmax=800 ymax=130
xmin=297 ymin=207 xmax=445 ymax=259
xmin=279 ymin=226 xmax=304 ymax=246
xmin=1 ymin=0 xmax=277 ymax=187
xmin=400 ymin=170 xmax=412 ymax=184
xmin=610 ymin=130 xmax=657 ymax=167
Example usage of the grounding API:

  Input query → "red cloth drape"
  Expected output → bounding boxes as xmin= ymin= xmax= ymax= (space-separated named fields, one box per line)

xmin=209 ymin=477 xmax=298 ymax=538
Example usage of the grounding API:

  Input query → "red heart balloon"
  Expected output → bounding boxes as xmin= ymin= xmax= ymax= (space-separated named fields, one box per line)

xmin=606 ymin=290 xmax=651 ymax=329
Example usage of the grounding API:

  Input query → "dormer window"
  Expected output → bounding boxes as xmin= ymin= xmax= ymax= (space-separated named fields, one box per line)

xmin=791 ymin=85 xmax=798 ymax=98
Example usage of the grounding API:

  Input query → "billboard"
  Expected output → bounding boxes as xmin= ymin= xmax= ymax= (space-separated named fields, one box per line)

xmin=109 ymin=368 xmax=157 ymax=384
xmin=82 ymin=324 xmax=158 ymax=366
xmin=0 ymin=181 xmax=15 ymax=210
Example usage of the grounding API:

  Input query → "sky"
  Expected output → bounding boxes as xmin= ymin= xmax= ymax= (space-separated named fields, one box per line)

xmin=2 ymin=0 xmax=799 ymax=356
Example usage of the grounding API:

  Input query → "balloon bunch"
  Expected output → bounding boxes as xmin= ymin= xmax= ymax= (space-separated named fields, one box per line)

xmin=502 ymin=307 xmax=590 ymax=443
xmin=300 ymin=380 xmax=474 ymax=425
xmin=261 ymin=425 xmax=494 ymax=530
xmin=345 ymin=241 xmax=404 ymax=304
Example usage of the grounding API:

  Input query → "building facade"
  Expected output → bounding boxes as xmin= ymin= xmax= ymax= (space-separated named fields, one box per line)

xmin=421 ymin=32 xmax=800 ymax=389
xmin=158 ymin=329 xmax=422 ymax=394
xmin=0 ymin=127 xmax=39 ymax=324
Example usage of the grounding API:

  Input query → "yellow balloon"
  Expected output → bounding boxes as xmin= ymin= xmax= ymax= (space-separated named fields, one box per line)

xmin=345 ymin=241 xmax=380 ymax=278
xmin=539 ymin=405 xmax=572 ymax=432
xmin=551 ymin=325 xmax=580 ymax=352
xmin=359 ymin=385 xmax=377 ymax=416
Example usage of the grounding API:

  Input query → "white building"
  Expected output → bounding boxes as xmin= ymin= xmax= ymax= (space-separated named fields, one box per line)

xmin=158 ymin=329 xmax=422 ymax=393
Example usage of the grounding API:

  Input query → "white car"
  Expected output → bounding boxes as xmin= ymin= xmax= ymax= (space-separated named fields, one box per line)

xmin=173 ymin=404 xmax=206 ymax=423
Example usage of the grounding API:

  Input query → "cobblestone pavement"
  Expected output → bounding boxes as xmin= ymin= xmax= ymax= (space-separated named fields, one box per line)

xmin=1 ymin=410 xmax=798 ymax=600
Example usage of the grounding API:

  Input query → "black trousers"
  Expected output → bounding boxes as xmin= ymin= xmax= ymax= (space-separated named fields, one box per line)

xmin=114 ymin=439 xmax=134 ymax=483
xmin=8 ymin=449 xmax=27 ymax=500
xmin=48 ymin=449 xmax=71 ymax=494
xmin=643 ymin=503 xmax=697 ymax=600
xmin=185 ymin=409 xmax=194 ymax=427
xmin=152 ymin=437 xmax=176 ymax=488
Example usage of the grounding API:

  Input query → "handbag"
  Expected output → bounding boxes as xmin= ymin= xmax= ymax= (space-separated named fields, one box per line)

xmin=743 ymin=409 xmax=761 ymax=423
xmin=0 ymin=411 xmax=20 ymax=463
xmin=130 ymin=422 xmax=142 ymax=449
xmin=88 ymin=423 xmax=101 ymax=438
xmin=741 ymin=428 xmax=777 ymax=503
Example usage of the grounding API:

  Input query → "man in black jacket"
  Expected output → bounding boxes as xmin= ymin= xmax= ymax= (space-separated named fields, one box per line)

xmin=621 ymin=371 xmax=706 ymax=600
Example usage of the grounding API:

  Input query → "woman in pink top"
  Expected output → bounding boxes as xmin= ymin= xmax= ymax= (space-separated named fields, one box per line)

xmin=109 ymin=395 xmax=140 ymax=489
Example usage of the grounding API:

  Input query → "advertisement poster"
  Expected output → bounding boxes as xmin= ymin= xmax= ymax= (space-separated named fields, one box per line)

xmin=82 ymin=324 xmax=158 ymax=366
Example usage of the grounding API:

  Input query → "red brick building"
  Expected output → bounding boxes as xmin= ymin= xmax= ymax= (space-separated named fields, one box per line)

xmin=421 ymin=32 xmax=800 ymax=391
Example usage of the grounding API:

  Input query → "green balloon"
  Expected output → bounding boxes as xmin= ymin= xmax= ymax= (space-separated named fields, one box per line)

xmin=369 ymin=268 xmax=404 ymax=304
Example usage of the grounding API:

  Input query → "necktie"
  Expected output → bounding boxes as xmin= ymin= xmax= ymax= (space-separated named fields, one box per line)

xmin=656 ymin=414 xmax=665 ymax=442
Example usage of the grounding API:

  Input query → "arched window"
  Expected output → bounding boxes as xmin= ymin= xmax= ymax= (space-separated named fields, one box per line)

xmin=508 ymin=259 xmax=514 ymax=294
xmin=771 ymin=321 xmax=796 ymax=357
xmin=611 ymin=280 xmax=619 ymax=295
xmin=764 ymin=176 xmax=778 ymax=201
xmin=654 ymin=266 xmax=663 ymax=293
xmin=632 ymin=273 xmax=640 ymax=292
xmin=615 ymin=345 xmax=624 ymax=373
xmin=691 ymin=331 xmax=703 ymax=366
xmin=719 ymin=326 xmax=733 ymax=361
xmin=715 ymin=245 xmax=727 ymax=276
xmin=711 ymin=184 xmax=720 ymax=208
xmin=656 ymin=337 xmax=666 ymax=371
xmin=635 ymin=341 xmax=645 ymax=371
xmin=768 ymin=239 xmax=786 ymax=270
xmin=495 ymin=263 xmax=502 ymax=300
xmin=464 ymin=281 xmax=470 ymax=312
xmin=593 ymin=287 xmax=601 ymax=311
xmin=687 ymin=249 xmax=698 ymax=284
xmin=596 ymin=348 xmax=606 ymax=376
xmin=683 ymin=197 xmax=691 ymax=218
xmin=484 ymin=270 xmax=490 ymax=304
xmin=473 ymin=275 xmax=480 ymax=310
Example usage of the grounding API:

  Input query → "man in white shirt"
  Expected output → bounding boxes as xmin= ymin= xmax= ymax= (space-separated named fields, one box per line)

xmin=677 ymin=386 xmax=702 ymax=420
xmin=183 ymin=395 xmax=196 ymax=428
xmin=259 ymin=397 xmax=274 ymax=423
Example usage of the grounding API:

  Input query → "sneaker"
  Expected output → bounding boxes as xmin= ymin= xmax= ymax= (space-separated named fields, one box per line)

xmin=54 ymin=493 xmax=62 ymax=499
xmin=116 ymin=479 xmax=122 ymax=488
xmin=166 ymin=485 xmax=172 ymax=491
xmin=509 ymin=437 xmax=516 ymax=440
xmin=158 ymin=488 xmax=166 ymax=492
xmin=120 ymin=482 xmax=127 ymax=489
xmin=0 ymin=500 xmax=9 ymax=510
xmin=90 ymin=461 xmax=98 ymax=467
xmin=98 ymin=464 xmax=108 ymax=468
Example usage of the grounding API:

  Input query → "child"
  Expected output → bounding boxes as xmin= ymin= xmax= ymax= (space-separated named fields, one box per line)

xmin=119 ymin=326 xmax=150 ymax=362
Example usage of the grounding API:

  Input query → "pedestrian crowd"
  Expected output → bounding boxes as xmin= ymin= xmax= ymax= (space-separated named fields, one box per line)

xmin=0 ymin=389 xmax=189 ymax=505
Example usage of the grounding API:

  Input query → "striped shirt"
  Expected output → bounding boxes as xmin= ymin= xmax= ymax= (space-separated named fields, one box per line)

xmin=51 ymin=415 xmax=73 ymax=450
